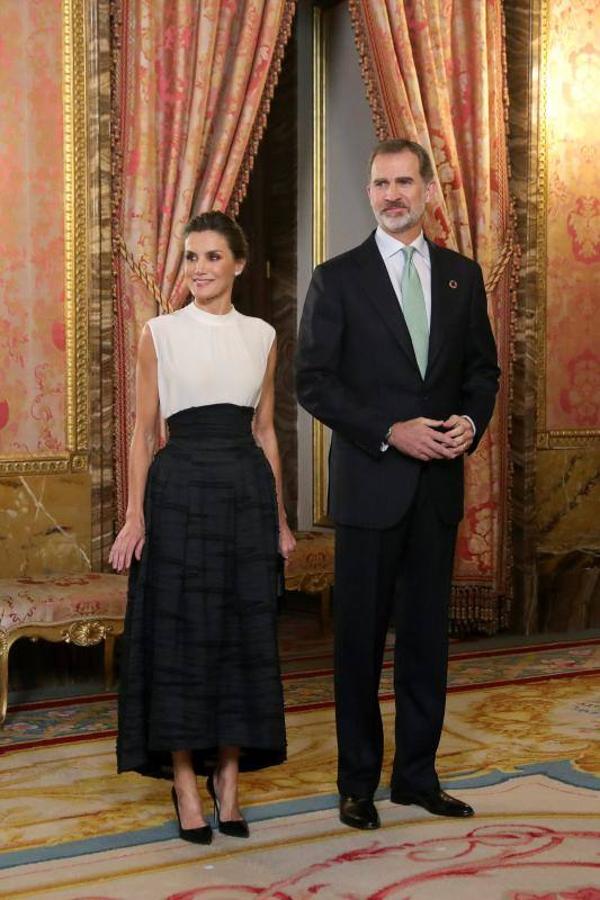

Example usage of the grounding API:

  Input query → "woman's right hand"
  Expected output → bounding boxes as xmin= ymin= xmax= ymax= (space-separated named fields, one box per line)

xmin=108 ymin=516 xmax=145 ymax=573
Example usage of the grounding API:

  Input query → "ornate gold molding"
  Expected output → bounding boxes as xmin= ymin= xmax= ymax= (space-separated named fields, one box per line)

xmin=63 ymin=619 xmax=114 ymax=646
xmin=535 ymin=0 xmax=600 ymax=448
xmin=313 ymin=7 xmax=326 ymax=271
xmin=536 ymin=431 xmax=600 ymax=449
xmin=535 ymin=0 xmax=549 ymax=443
xmin=1 ymin=619 xmax=124 ymax=653
xmin=0 ymin=0 xmax=90 ymax=475
xmin=312 ymin=6 xmax=331 ymax=526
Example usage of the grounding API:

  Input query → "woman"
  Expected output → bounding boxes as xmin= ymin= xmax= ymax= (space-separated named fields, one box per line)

xmin=109 ymin=211 xmax=295 ymax=844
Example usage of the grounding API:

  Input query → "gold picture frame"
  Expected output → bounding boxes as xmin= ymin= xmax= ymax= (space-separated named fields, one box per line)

xmin=0 ymin=0 xmax=89 ymax=475
xmin=311 ymin=5 xmax=331 ymax=526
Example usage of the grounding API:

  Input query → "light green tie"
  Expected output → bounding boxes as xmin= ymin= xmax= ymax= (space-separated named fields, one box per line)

xmin=400 ymin=246 xmax=429 ymax=378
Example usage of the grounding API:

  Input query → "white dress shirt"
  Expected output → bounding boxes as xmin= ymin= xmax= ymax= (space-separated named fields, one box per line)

xmin=375 ymin=226 xmax=432 ymax=325
xmin=374 ymin=226 xmax=475 ymax=446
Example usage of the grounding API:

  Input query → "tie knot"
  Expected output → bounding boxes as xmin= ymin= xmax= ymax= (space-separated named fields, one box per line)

xmin=401 ymin=245 xmax=415 ymax=263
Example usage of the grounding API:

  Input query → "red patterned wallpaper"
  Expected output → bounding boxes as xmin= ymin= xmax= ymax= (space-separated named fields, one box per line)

xmin=545 ymin=0 xmax=600 ymax=431
xmin=0 ymin=1 xmax=66 ymax=454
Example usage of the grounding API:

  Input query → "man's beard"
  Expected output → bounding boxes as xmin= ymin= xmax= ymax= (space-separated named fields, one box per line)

xmin=378 ymin=203 xmax=424 ymax=233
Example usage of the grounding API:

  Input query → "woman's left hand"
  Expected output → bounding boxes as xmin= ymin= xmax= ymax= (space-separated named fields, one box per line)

xmin=279 ymin=522 xmax=296 ymax=562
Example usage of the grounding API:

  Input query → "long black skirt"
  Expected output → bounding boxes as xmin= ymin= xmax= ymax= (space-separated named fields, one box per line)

xmin=117 ymin=404 xmax=286 ymax=778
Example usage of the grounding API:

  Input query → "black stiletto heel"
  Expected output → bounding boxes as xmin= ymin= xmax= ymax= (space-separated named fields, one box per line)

xmin=207 ymin=773 xmax=250 ymax=838
xmin=171 ymin=786 xmax=213 ymax=844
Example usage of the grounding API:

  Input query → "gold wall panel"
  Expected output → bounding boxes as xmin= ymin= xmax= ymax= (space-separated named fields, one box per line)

xmin=0 ymin=474 xmax=91 ymax=577
xmin=536 ymin=0 xmax=600 ymax=447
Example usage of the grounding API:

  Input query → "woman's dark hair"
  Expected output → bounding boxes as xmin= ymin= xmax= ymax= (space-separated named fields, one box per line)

xmin=184 ymin=211 xmax=248 ymax=261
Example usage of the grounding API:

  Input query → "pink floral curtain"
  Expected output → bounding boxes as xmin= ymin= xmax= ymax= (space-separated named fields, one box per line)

xmin=113 ymin=0 xmax=296 ymax=520
xmin=349 ymin=0 xmax=519 ymax=632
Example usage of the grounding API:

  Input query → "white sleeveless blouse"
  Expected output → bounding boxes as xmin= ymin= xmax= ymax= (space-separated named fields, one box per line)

xmin=147 ymin=303 xmax=276 ymax=419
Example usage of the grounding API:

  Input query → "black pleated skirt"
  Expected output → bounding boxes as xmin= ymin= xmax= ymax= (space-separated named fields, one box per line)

xmin=117 ymin=404 xmax=287 ymax=778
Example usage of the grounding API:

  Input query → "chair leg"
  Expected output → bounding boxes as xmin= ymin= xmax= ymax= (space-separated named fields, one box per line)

xmin=0 ymin=642 xmax=9 ymax=726
xmin=103 ymin=635 xmax=116 ymax=689
xmin=320 ymin=586 xmax=332 ymax=633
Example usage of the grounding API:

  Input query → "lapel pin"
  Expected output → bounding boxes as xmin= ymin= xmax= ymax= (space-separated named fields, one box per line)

xmin=449 ymin=279 xmax=458 ymax=289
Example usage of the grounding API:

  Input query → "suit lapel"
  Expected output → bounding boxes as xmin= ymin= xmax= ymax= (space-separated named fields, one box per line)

xmin=354 ymin=233 xmax=421 ymax=374
xmin=426 ymin=239 xmax=455 ymax=376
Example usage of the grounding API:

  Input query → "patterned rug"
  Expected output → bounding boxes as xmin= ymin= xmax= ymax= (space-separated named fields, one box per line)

xmin=1 ymin=624 xmax=599 ymax=898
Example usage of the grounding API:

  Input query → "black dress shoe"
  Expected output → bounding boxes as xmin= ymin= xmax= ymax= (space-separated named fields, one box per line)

xmin=206 ymin=774 xmax=250 ymax=838
xmin=390 ymin=787 xmax=474 ymax=818
xmin=339 ymin=795 xmax=380 ymax=830
xmin=171 ymin=787 xmax=213 ymax=844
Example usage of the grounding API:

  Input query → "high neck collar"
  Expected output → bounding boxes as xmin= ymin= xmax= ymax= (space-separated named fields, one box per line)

xmin=185 ymin=302 xmax=238 ymax=324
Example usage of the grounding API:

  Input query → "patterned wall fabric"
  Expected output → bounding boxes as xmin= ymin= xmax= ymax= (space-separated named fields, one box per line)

xmin=0 ymin=1 xmax=65 ymax=454
xmin=349 ymin=0 xmax=518 ymax=632
xmin=113 ymin=0 xmax=296 ymax=519
xmin=544 ymin=0 xmax=600 ymax=432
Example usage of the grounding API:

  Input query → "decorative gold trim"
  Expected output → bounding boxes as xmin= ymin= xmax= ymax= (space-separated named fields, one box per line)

xmin=63 ymin=619 xmax=115 ymax=646
xmin=0 ymin=0 xmax=90 ymax=473
xmin=116 ymin=232 xmax=167 ymax=312
xmin=535 ymin=0 xmax=550 ymax=442
xmin=64 ymin=0 xmax=89 ymax=457
xmin=312 ymin=7 xmax=326 ymax=271
xmin=450 ymin=584 xmax=510 ymax=635
xmin=312 ymin=6 xmax=331 ymax=527
xmin=2 ymin=619 xmax=124 ymax=650
xmin=110 ymin=0 xmax=129 ymax=527
xmin=537 ymin=430 xmax=600 ymax=449
xmin=0 ymin=456 xmax=69 ymax=476
xmin=348 ymin=0 xmax=388 ymax=140
xmin=535 ymin=0 xmax=600 ymax=447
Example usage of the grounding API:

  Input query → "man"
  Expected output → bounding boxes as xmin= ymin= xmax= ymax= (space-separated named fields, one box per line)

xmin=296 ymin=139 xmax=500 ymax=830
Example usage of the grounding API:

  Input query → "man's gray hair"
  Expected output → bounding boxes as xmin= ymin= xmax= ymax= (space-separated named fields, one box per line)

xmin=368 ymin=139 xmax=435 ymax=183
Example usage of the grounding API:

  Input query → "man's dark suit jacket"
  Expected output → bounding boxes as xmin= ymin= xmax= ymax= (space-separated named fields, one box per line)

xmin=296 ymin=232 xmax=501 ymax=530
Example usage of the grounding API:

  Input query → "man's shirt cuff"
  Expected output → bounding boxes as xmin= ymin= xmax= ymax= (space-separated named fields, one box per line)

xmin=461 ymin=415 xmax=476 ymax=436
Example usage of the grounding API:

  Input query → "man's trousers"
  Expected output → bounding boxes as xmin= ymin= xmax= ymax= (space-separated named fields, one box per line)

xmin=334 ymin=474 xmax=458 ymax=798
